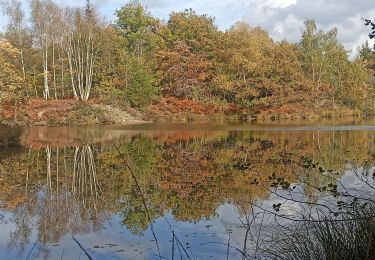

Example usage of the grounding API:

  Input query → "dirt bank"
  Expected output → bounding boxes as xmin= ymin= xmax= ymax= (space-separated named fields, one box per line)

xmin=0 ymin=99 xmax=146 ymax=126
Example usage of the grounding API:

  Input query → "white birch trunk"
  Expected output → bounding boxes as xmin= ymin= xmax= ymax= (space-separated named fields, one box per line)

xmin=64 ymin=11 xmax=96 ymax=101
xmin=43 ymin=34 xmax=50 ymax=99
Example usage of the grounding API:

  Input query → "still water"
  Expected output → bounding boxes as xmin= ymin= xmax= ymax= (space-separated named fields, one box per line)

xmin=0 ymin=119 xmax=374 ymax=259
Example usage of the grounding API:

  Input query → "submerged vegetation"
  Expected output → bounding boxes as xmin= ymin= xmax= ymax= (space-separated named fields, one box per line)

xmin=0 ymin=0 xmax=374 ymax=125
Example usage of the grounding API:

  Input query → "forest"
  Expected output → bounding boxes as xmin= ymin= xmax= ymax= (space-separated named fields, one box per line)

xmin=1 ymin=0 xmax=375 ymax=125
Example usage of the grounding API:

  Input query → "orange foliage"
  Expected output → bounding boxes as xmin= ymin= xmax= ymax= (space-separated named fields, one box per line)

xmin=149 ymin=97 xmax=236 ymax=118
xmin=0 ymin=98 xmax=18 ymax=120
xmin=156 ymin=41 xmax=214 ymax=98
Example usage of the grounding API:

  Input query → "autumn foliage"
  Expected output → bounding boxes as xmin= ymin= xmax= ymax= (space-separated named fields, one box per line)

xmin=148 ymin=97 xmax=237 ymax=121
xmin=1 ymin=1 xmax=375 ymax=125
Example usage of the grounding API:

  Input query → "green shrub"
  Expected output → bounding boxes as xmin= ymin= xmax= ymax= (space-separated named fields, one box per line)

xmin=125 ymin=61 xmax=159 ymax=108
xmin=98 ymin=83 xmax=128 ymax=108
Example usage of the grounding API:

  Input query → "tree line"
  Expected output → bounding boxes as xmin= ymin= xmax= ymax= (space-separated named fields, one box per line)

xmin=1 ymin=0 xmax=375 ymax=119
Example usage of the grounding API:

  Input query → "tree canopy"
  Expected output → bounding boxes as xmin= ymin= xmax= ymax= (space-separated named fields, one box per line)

xmin=0 ymin=1 xmax=374 ymax=122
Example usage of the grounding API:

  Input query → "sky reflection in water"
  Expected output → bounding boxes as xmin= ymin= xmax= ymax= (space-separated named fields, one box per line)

xmin=0 ymin=120 xmax=374 ymax=259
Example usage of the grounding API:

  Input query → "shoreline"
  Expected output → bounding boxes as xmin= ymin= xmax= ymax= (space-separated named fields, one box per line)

xmin=2 ymin=112 xmax=372 ymax=127
xmin=0 ymin=99 xmax=372 ymax=127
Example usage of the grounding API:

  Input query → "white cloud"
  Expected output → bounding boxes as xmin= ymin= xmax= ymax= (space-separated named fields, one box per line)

xmin=270 ymin=0 xmax=297 ymax=8
xmin=242 ymin=0 xmax=375 ymax=57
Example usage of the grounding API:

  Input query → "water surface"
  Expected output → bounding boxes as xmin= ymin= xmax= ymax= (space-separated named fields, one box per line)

xmin=0 ymin=119 xmax=374 ymax=259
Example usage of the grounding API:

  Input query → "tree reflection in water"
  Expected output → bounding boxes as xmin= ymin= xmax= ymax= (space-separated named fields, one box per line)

xmin=5 ymin=145 xmax=106 ymax=258
xmin=0 ymin=124 xmax=374 ymax=259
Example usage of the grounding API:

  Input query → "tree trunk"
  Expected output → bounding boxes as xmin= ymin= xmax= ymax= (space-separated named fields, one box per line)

xmin=53 ymin=42 xmax=57 ymax=99
xmin=20 ymin=50 xmax=28 ymax=98
xmin=43 ymin=34 xmax=50 ymax=99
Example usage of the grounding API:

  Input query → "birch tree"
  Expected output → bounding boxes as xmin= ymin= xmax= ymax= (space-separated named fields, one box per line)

xmin=64 ymin=1 xmax=98 ymax=101
xmin=49 ymin=3 xmax=63 ymax=99
xmin=30 ymin=0 xmax=57 ymax=99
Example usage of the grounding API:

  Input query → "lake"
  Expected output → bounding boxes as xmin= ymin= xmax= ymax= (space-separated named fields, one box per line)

xmin=0 ymin=119 xmax=375 ymax=259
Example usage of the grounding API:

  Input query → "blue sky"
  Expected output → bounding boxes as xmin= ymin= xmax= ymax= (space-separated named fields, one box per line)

xmin=1 ymin=0 xmax=375 ymax=57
